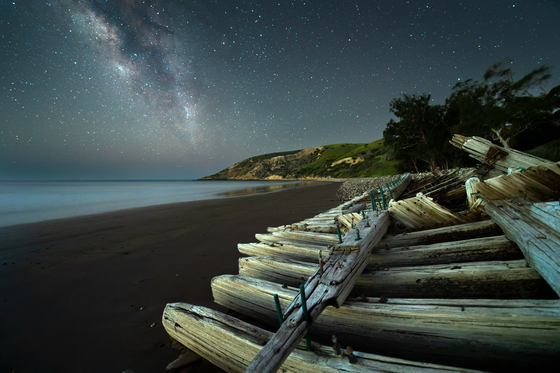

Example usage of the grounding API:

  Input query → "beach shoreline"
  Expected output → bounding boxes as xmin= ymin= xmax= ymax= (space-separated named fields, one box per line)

xmin=0 ymin=182 xmax=342 ymax=373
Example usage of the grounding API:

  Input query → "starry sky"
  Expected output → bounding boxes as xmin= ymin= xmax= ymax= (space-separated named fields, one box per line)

xmin=1 ymin=0 xmax=559 ymax=180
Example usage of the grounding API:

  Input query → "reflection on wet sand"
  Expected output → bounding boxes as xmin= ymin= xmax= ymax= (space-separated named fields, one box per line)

xmin=218 ymin=181 xmax=317 ymax=197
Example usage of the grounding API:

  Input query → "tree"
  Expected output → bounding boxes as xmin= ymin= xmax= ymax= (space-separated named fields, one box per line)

xmin=447 ymin=62 xmax=560 ymax=148
xmin=383 ymin=93 xmax=449 ymax=172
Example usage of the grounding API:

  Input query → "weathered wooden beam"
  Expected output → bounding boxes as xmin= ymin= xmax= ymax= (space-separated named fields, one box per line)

xmin=163 ymin=303 xmax=484 ymax=373
xmin=473 ymin=163 xmax=560 ymax=204
xmin=342 ymin=203 xmax=367 ymax=214
xmin=450 ymin=135 xmax=552 ymax=178
xmin=239 ymin=235 xmax=522 ymax=268
xmin=485 ymin=200 xmax=560 ymax=298
xmin=369 ymin=235 xmax=523 ymax=267
xmin=256 ymin=231 xmax=340 ymax=246
xmin=378 ymin=220 xmax=502 ymax=248
xmin=212 ymin=274 xmax=560 ymax=371
xmin=245 ymin=211 xmax=389 ymax=373
xmin=388 ymin=193 xmax=483 ymax=231
xmin=240 ymin=256 xmax=557 ymax=299
xmin=531 ymin=202 xmax=560 ymax=231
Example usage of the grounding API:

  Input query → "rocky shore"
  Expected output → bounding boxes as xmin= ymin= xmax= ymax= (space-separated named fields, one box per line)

xmin=336 ymin=175 xmax=404 ymax=201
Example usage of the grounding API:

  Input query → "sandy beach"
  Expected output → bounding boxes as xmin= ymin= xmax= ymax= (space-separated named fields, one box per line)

xmin=0 ymin=182 xmax=342 ymax=373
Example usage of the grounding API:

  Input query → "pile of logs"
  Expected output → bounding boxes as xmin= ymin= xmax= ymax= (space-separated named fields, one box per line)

xmin=161 ymin=134 xmax=560 ymax=373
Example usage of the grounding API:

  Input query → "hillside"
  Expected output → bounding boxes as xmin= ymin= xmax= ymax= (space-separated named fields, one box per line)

xmin=200 ymin=139 xmax=399 ymax=180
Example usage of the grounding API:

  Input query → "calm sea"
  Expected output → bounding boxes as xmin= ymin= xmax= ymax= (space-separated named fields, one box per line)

xmin=0 ymin=180 xmax=311 ymax=228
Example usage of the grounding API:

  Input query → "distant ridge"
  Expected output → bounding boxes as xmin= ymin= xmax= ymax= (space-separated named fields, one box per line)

xmin=200 ymin=139 xmax=399 ymax=180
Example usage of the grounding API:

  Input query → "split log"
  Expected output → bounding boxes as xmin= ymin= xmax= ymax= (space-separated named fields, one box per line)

xmin=472 ymin=162 xmax=560 ymax=204
xmin=267 ymin=223 xmax=338 ymax=234
xmin=355 ymin=259 xmax=556 ymax=299
xmin=531 ymin=201 xmax=560 ymax=231
xmin=342 ymin=203 xmax=367 ymax=214
xmin=388 ymin=193 xmax=482 ymax=231
xmin=450 ymin=135 xmax=552 ymax=178
xmin=256 ymin=231 xmax=340 ymax=246
xmin=212 ymin=274 xmax=560 ymax=371
xmin=465 ymin=177 xmax=482 ymax=210
xmin=238 ymin=242 xmax=329 ymax=262
xmin=486 ymin=200 xmax=560 ymax=297
xmin=239 ymin=236 xmax=522 ymax=268
xmin=240 ymin=256 xmax=557 ymax=299
xmin=163 ymin=302 xmax=483 ymax=373
xmin=378 ymin=220 xmax=502 ymax=249
xmin=400 ymin=168 xmax=473 ymax=200
xmin=370 ymin=235 xmax=523 ymax=267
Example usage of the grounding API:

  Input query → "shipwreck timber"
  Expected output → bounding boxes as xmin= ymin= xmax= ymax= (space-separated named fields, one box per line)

xmin=162 ymin=135 xmax=560 ymax=373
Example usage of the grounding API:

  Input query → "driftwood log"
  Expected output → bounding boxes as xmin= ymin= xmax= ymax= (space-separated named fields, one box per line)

xmin=212 ymin=274 xmax=560 ymax=371
xmin=163 ymin=303 xmax=484 ymax=373
xmin=486 ymin=200 xmax=560 ymax=297
xmin=450 ymin=135 xmax=552 ymax=178
xmin=240 ymin=235 xmax=522 ymax=268
xmin=378 ymin=220 xmax=502 ymax=248
xmin=240 ymin=256 xmax=557 ymax=299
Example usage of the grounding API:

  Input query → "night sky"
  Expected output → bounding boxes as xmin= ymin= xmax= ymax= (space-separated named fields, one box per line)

xmin=2 ymin=1 xmax=559 ymax=180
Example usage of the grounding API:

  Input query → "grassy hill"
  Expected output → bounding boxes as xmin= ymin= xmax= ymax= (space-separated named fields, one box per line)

xmin=201 ymin=139 xmax=400 ymax=180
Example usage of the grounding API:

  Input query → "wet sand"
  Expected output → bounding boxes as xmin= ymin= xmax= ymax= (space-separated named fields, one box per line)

xmin=0 ymin=182 xmax=342 ymax=373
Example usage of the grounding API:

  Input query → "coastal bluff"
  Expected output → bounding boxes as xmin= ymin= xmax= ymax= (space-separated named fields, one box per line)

xmin=200 ymin=140 xmax=397 ymax=180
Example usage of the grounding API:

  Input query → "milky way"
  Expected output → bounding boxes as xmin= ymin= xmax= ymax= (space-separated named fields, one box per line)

xmin=69 ymin=0 xmax=203 ymax=139
xmin=1 ymin=1 xmax=559 ymax=179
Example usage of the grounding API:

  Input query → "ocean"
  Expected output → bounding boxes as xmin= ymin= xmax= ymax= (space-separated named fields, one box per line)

xmin=0 ymin=180 xmax=312 ymax=228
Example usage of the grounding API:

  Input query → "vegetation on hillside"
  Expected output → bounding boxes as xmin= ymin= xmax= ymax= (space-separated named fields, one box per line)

xmin=383 ymin=62 xmax=560 ymax=173
xmin=201 ymin=140 xmax=400 ymax=179
xmin=292 ymin=140 xmax=399 ymax=178
xmin=203 ymin=62 xmax=559 ymax=180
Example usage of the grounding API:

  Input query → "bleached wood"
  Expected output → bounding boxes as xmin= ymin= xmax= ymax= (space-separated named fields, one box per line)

xmin=465 ymin=177 xmax=481 ymax=209
xmin=163 ymin=302 xmax=485 ymax=373
xmin=240 ymin=256 xmax=556 ymax=299
xmin=212 ymin=274 xmax=560 ymax=370
xmin=240 ymin=235 xmax=521 ymax=267
xmin=531 ymin=201 xmax=560 ymax=232
xmin=450 ymin=135 xmax=553 ymax=178
xmin=369 ymin=235 xmax=522 ymax=267
xmin=378 ymin=220 xmax=502 ymax=249
xmin=246 ymin=211 xmax=389 ymax=373
xmin=388 ymin=193 xmax=481 ymax=230
xmin=256 ymin=231 xmax=340 ymax=246
xmin=485 ymin=200 xmax=560 ymax=297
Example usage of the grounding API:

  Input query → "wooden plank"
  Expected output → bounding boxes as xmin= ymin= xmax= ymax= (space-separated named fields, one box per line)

xmin=531 ymin=202 xmax=560 ymax=232
xmin=238 ymin=242 xmax=329 ymax=262
xmin=212 ymin=274 xmax=560 ymax=371
xmin=378 ymin=220 xmax=502 ymax=249
xmin=450 ymin=135 xmax=552 ymax=177
xmin=240 ymin=256 xmax=557 ymax=299
xmin=485 ymin=200 xmax=560 ymax=297
xmin=256 ymin=231 xmax=340 ymax=246
xmin=163 ymin=302 xmax=484 ymax=373
xmin=342 ymin=203 xmax=367 ymax=214
xmin=242 ymin=235 xmax=521 ymax=269
xmin=388 ymin=193 xmax=480 ymax=231
xmin=245 ymin=211 xmax=389 ymax=373
xmin=369 ymin=235 xmax=523 ymax=267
